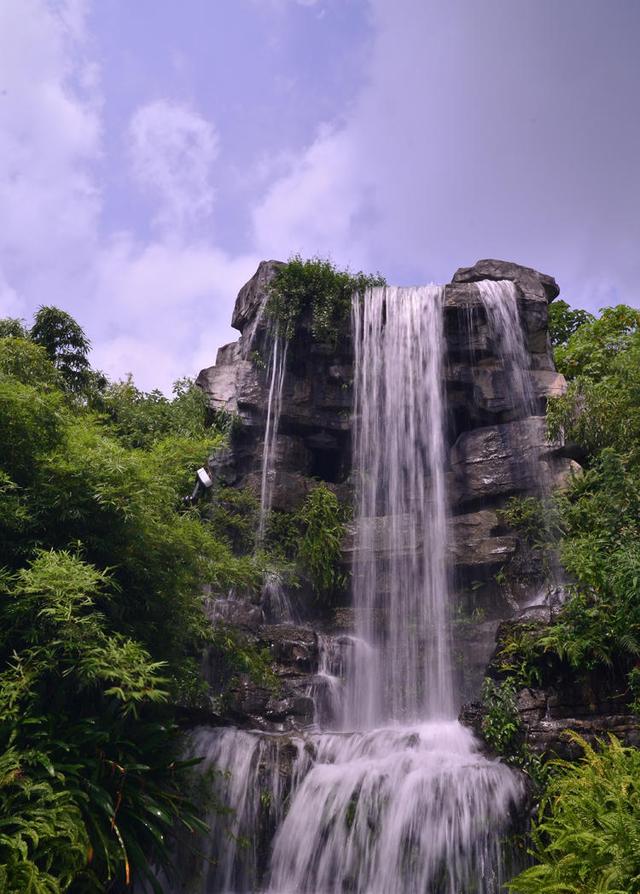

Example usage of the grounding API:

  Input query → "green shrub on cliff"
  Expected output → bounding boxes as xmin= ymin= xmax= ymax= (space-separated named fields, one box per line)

xmin=296 ymin=483 xmax=348 ymax=598
xmin=267 ymin=254 xmax=385 ymax=343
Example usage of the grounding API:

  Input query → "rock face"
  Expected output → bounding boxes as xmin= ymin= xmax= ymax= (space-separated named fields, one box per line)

xmin=196 ymin=261 xmax=352 ymax=511
xmin=194 ymin=259 xmax=634 ymax=739
xmin=460 ymin=615 xmax=640 ymax=758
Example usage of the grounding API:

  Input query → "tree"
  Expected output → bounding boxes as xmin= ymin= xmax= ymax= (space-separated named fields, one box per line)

xmin=0 ymin=329 xmax=265 ymax=890
xmin=0 ymin=317 xmax=28 ymax=339
xmin=30 ymin=306 xmax=92 ymax=393
xmin=554 ymin=303 xmax=640 ymax=380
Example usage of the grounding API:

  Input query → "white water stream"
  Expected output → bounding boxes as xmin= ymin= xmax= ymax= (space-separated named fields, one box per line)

xmin=182 ymin=284 xmax=530 ymax=894
xmin=257 ymin=325 xmax=288 ymax=545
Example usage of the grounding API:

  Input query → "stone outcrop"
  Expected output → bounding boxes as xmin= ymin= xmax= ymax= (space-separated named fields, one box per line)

xmin=195 ymin=258 xmax=603 ymax=727
xmin=451 ymin=258 xmax=560 ymax=304
xmin=196 ymin=261 xmax=353 ymax=512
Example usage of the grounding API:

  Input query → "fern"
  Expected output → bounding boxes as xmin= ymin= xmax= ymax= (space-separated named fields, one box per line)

xmin=509 ymin=734 xmax=640 ymax=893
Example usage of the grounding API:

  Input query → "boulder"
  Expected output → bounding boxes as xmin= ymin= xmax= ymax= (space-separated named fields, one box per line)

xmin=196 ymin=342 xmax=242 ymax=413
xmin=451 ymin=259 xmax=560 ymax=304
xmin=450 ymin=416 xmax=574 ymax=507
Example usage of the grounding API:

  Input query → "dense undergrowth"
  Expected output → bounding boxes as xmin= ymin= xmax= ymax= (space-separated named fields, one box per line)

xmin=489 ymin=299 xmax=640 ymax=892
xmin=0 ymin=309 xmax=272 ymax=892
xmin=0 ymin=298 xmax=351 ymax=891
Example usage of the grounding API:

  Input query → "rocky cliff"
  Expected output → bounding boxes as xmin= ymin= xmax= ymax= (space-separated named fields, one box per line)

xmin=195 ymin=259 xmax=636 ymax=752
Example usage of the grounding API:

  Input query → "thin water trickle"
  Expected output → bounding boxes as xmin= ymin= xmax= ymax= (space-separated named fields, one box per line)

xmin=257 ymin=325 xmax=288 ymax=545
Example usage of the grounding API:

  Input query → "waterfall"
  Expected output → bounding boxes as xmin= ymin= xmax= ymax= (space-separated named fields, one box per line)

xmin=265 ymin=285 xmax=524 ymax=893
xmin=268 ymin=723 xmax=522 ymax=894
xmin=349 ymin=285 xmax=452 ymax=724
xmin=181 ymin=282 xmax=528 ymax=894
xmin=474 ymin=279 xmax=536 ymax=416
xmin=474 ymin=279 xmax=563 ymax=605
xmin=257 ymin=325 xmax=288 ymax=544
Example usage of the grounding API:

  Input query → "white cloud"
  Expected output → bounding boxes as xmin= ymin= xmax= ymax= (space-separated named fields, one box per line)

xmin=0 ymin=2 xmax=253 ymax=392
xmin=127 ymin=100 xmax=219 ymax=235
xmin=0 ymin=0 xmax=101 ymax=309
xmin=89 ymin=235 xmax=258 ymax=391
xmin=252 ymin=126 xmax=374 ymax=268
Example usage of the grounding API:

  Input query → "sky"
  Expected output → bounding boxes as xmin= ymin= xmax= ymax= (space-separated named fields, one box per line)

xmin=1 ymin=0 xmax=639 ymax=392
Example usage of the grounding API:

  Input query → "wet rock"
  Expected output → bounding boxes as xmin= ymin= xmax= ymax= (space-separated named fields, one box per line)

xmin=205 ymin=592 xmax=263 ymax=631
xmin=450 ymin=417 xmax=574 ymax=507
xmin=450 ymin=510 xmax=516 ymax=568
xmin=531 ymin=369 xmax=567 ymax=400
xmin=257 ymin=625 xmax=318 ymax=674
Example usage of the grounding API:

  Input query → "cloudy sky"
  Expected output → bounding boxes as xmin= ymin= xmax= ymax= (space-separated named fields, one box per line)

xmin=1 ymin=0 xmax=639 ymax=391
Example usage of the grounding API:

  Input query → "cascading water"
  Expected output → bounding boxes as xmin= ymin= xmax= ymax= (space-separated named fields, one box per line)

xmin=180 ymin=283 xmax=528 ymax=894
xmin=266 ymin=286 xmax=524 ymax=893
xmin=348 ymin=285 xmax=452 ymax=724
xmin=474 ymin=280 xmax=536 ymax=416
xmin=474 ymin=279 xmax=563 ymax=605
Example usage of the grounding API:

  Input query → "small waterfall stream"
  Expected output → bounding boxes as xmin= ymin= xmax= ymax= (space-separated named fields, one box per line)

xmin=474 ymin=279 xmax=564 ymax=607
xmin=180 ymin=283 xmax=534 ymax=894
xmin=257 ymin=325 xmax=288 ymax=545
xmin=474 ymin=280 xmax=536 ymax=416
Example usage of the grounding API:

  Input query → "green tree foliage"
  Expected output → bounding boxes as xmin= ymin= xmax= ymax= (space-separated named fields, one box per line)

xmin=549 ymin=327 xmax=640 ymax=460
xmin=553 ymin=304 xmax=640 ymax=381
xmin=509 ymin=734 xmax=640 ymax=894
xmin=498 ymin=302 xmax=640 ymax=700
xmin=535 ymin=451 xmax=640 ymax=683
xmin=30 ymin=306 xmax=94 ymax=394
xmin=0 ymin=317 xmax=29 ymax=339
xmin=0 ymin=311 xmax=268 ymax=890
xmin=267 ymin=255 xmax=385 ymax=343
xmin=101 ymin=376 xmax=210 ymax=449
xmin=547 ymin=299 xmax=594 ymax=348
xmin=496 ymin=301 xmax=640 ymax=865
xmin=295 ymin=484 xmax=348 ymax=598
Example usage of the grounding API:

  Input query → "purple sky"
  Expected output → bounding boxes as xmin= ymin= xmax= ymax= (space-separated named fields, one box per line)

xmin=1 ymin=0 xmax=639 ymax=391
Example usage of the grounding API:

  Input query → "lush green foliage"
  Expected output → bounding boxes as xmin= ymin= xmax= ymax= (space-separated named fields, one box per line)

xmin=208 ymin=487 xmax=260 ymax=555
xmin=497 ymin=496 xmax=548 ymax=547
xmin=498 ymin=302 xmax=640 ymax=703
xmin=481 ymin=678 xmax=521 ymax=756
xmin=30 ymin=306 xmax=95 ymax=395
xmin=100 ymin=375 xmax=211 ymax=450
xmin=509 ymin=734 xmax=640 ymax=893
xmin=0 ymin=318 xmax=29 ymax=339
xmin=535 ymin=451 xmax=640 ymax=686
xmin=295 ymin=484 xmax=348 ymax=597
xmin=267 ymin=255 xmax=385 ymax=342
xmin=261 ymin=483 xmax=348 ymax=599
xmin=547 ymin=299 xmax=594 ymax=348
xmin=0 ymin=308 xmax=272 ymax=890
xmin=480 ymin=677 xmax=547 ymax=787
xmin=553 ymin=304 xmax=640 ymax=381
xmin=549 ymin=333 xmax=640 ymax=462
xmin=483 ymin=298 xmax=640 ymax=892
